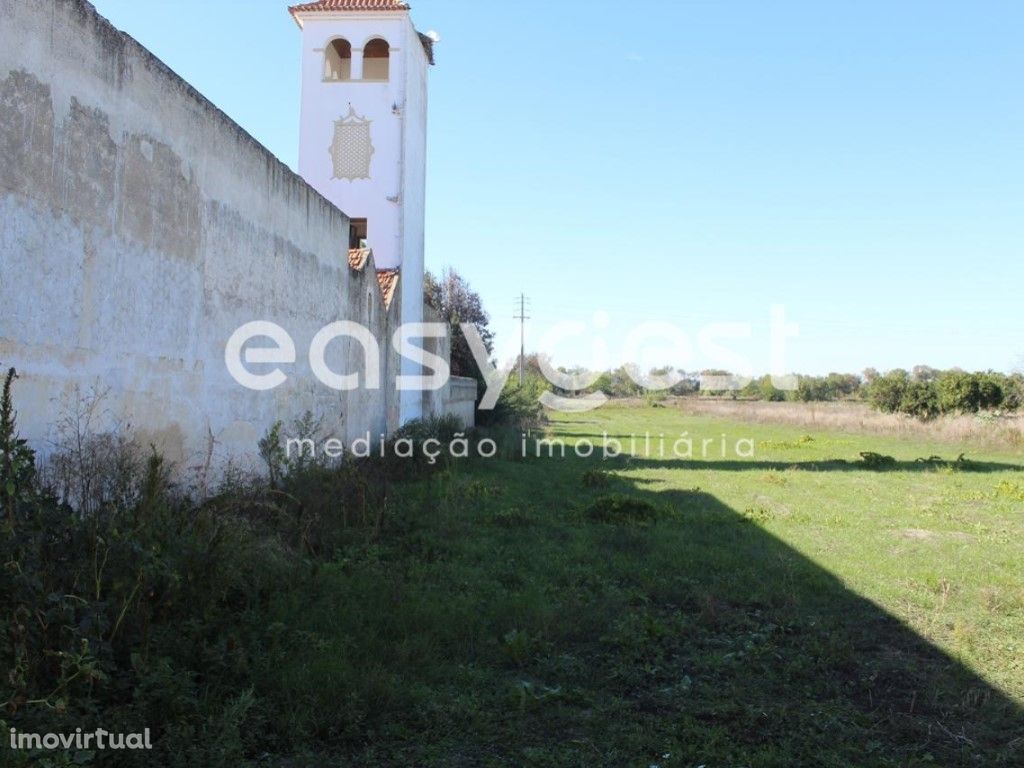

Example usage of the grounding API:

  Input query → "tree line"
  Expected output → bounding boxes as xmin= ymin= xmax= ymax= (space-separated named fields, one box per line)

xmin=579 ymin=366 xmax=1023 ymax=419
xmin=423 ymin=269 xmax=1022 ymax=422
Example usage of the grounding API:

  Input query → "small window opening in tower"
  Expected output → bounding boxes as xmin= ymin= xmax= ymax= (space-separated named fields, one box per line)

xmin=363 ymin=38 xmax=390 ymax=81
xmin=367 ymin=291 xmax=373 ymax=324
xmin=349 ymin=218 xmax=368 ymax=249
xmin=324 ymin=39 xmax=352 ymax=81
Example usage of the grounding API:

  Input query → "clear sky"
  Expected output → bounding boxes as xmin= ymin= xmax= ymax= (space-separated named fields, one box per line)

xmin=91 ymin=0 xmax=1022 ymax=376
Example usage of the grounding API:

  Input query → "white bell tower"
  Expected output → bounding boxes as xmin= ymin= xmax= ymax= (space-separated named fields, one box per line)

xmin=290 ymin=0 xmax=434 ymax=424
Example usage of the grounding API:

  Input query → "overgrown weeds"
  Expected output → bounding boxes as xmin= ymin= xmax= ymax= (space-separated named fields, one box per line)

xmin=1 ymin=368 xmax=38 ymax=530
xmin=0 ymin=372 xmax=448 ymax=766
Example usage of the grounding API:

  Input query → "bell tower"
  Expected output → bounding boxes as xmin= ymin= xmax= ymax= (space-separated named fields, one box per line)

xmin=290 ymin=0 xmax=435 ymax=424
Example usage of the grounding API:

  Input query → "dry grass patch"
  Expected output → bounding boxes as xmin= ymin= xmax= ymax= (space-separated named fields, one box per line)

xmin=675 ymin=398 xmax=1024 ymax=450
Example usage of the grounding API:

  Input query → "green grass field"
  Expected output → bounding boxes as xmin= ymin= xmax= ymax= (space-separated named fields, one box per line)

xmin=266 ymin=404 xmax=1024 ymax=767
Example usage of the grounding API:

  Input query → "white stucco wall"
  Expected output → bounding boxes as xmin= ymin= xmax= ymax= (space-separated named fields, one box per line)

xmin=397 ymin=24 xmax=429 ymax=426
xmin=294 ymin=9 xmax=430 ymax=424
xmin=0 ymin=0 xmax=400 ymax=473
xmin=445 ymin=377 xmax=478 ymax=429
xmin=420 ymin=306 xmax=476 ymax=428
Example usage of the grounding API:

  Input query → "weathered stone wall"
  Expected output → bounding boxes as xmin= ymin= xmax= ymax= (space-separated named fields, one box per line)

xmin=0 ymin=0 xmax=399 ymax=472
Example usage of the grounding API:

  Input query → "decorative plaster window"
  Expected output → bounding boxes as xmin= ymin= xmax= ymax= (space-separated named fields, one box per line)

xmin=363 ymin=38 xmax=390 ymax=80
xmin=324 ymin=39 xmax=352 ymax=81
xmin=330 ymin=107 xmax=374 ymax=180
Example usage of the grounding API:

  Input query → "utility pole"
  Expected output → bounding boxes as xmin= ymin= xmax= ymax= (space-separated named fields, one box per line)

xmin=513 ymin=293 xmax=530 ymax=386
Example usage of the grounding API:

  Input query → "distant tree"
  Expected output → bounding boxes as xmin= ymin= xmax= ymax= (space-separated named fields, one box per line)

xmin=1004 ymin=373 xmax=1024 ymax=410
xmin=699 ymin=369 xmax=736 ymax=397
xmin=867 ymin=369 xmax=910 ymax=413
xmin=912 ymin=365 xmax=941 ymax=384
xmin=794 ymin=376 xmax=826 ymax=402
xmin=758 ymin=375 xmax=786 ymax=402
xmin=977 ymin=372 xmax=1006 ymax=410
xmin=610 ymin=366 xmax=644 ymax=397
xmin=585 ymin=366 xmax=644 ymax=398
xmin=935 ymin=371 xmax=982 ymax=413
xmin=589 ymin=371 xmax=613 ymax=396
xmin=900 ymin=381 xmax=940 ymax=420
xmin=480 ymin=352 xmax=549 ymax=428
xmin=424 ymin=268 xmax=493 ymax=381
xmin=864 ymin=368 xmax=1018 ymax=419
xmin=789 ymin=372 xmax=861 ymax=402
xmin=669 ymin=370 xmax=700 ymax=396
xmin=825 ymin=372 xmax=863 ymax=399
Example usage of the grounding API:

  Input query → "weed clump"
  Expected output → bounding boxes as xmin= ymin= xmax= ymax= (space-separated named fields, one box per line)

xmin=858 ymin=451 xmax=897 ymax=469
xmin=911 ymin=453 xmax=980 ymax=471
xmin=1 ymin=367 xmax=38 ymax=527
xmin=0 ymin=370 xmax=449 ymax=764
xmin=581 ymin=469 xmax=611 ymax=488
xmin=584 ymin=494 xmax=663 ymax=526
xmin=761 ymin=434 xmax=815 ymax=450
xmin=492 ymin=507 xmax=534 ymax=527
xmin=994 ymin=480 xmax=1024 ymax=501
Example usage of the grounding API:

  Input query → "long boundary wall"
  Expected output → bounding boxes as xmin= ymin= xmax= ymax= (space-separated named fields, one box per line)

xmin=0 ymin=0 xmax=402 ymax=473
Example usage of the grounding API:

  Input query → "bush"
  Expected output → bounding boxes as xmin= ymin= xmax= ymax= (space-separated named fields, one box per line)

xmin=581 ymin=469 xmax=611 ymax=488
xmin=587 ymin=366 xmax=644 ymax=398
xmin=478 ymin=373 xmax=546 ymax=431
xmin=583 ymin=495 xmax=663 ymax=526
xmin=1004 ymin=374 xmax=1024 ymax=411
xmin=900 ymin=381 xmax=940 ymax=420
xmin=866 ymin=368 xmax=1018 ymax=419
xmin=858 ymin=452 xmax=897 ymax=469
xmin=758 ymin=376 xmax=787 ymax=402
xmin=867 ymin=370 xmax=910 ymax=413
xmin=387 ymin=413 xmax=464 ymax=474
xmin=739 ymin=375 xmax=784 ymax=401
xmin=1 ymin=449 xmax=298 ymax=765
xmin=977 ymin=373 xmax=1006 ymax=410
xmin=936 ymin=371 xmax=983 ymax=413
xmin=739 ymin=372 xmax=862 ymax=403
xmin=1 ymin=368 xmax=38 ymax=525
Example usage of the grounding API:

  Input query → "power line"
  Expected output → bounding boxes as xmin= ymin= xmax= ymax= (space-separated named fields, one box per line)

xmin=513 ymin=293 xmax=531 ymax=386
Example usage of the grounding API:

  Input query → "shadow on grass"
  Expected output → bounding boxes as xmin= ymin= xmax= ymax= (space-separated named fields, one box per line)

xmin=548 ymin=432 xmax=1024 ymax=474
xmin=275 ymin=450 xmax=1024 ymax=766
xmin=552 ymin=475 xmax=1024 ymax=765
xmin=622 ymin=457 xmax=1024 ymax=473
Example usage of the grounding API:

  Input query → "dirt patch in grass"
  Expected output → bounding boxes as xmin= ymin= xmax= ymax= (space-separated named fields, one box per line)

xmin=901 ymin=528 xmax=938 ymax=540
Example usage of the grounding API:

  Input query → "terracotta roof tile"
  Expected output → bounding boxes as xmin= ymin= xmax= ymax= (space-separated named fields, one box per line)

xmin=376 ymin=268 xmax=400 ymax=309
xmin=289 ymin=0 xmax=409 ymax=15
xmin=347 ymin=247 xmax=371 ymax=270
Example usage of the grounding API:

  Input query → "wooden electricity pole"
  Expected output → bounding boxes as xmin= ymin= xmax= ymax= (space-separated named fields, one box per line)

xmin=514 ymin=293 xmax=530 ymax=386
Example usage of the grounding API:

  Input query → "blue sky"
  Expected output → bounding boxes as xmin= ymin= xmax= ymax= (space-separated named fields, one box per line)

xmin=92 ymin=0 xmax=1022 ymax=375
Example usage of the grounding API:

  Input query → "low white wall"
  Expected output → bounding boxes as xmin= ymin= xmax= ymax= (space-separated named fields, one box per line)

xmin=420 ymin=305 xmax=476 ymax=428
xmin=445 ymin=377 xmax=478 ymax=429
xmin=0 ymin=0 xmax=400 ymax=473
